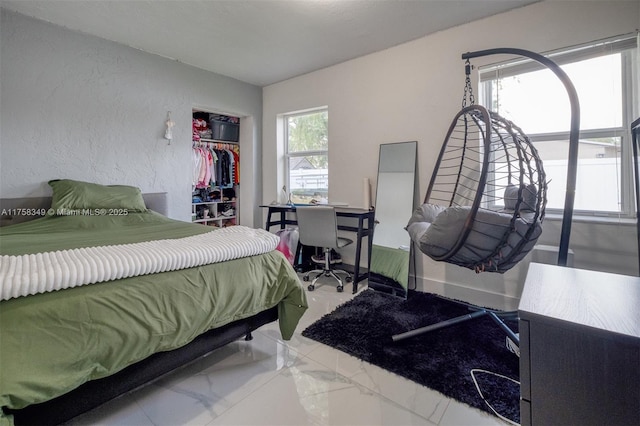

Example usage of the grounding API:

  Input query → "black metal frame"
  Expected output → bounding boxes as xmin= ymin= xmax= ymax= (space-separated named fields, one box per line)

xmin=462 ymin=48 xmax=580 ymax=267
xmin=261 ymin=204 xmax=375 ymax=293
xmin=393 ymin=47 xmax=581 ymax=345
xmin=632 ymin=117 xmax=640 ymax=275
xmin=7 ymin=307 xmax=278 ymax=425
xmin=392 ymin=300 xmax=520 ymax=345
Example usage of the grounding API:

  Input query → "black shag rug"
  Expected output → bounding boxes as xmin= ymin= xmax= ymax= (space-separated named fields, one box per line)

xmin=302 ymin=289 xmax=520 ymax=423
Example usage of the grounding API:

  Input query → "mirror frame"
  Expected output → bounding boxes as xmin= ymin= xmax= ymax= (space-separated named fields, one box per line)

xmin=368 ymin=140 xmax=418 ymax=299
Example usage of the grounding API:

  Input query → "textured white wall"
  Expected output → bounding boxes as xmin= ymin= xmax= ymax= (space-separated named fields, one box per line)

xmin=263 ymin=1 xmax=640 ymax=308
xmin=0 ymin=10 xmax=262 ymax=224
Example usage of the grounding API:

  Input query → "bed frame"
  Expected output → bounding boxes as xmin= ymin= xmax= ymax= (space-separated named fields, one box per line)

xmin=0 ymin=194 xmax=280 ymax=425
xmin=7 ymin=307 xmax=277 ymax=425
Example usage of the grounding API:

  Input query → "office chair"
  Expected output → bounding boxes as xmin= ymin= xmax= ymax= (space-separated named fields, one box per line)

xmin=296 ymin=206 xmax=353 ymax=292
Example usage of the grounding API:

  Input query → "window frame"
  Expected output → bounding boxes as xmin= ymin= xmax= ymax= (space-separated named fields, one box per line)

xmin=283 ymin=107 xmax=329 ymax=203
xmin=478 ymin=34 xmax=638 ymax=219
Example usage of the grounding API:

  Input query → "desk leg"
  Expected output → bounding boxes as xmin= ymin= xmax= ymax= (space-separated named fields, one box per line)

xmin=265 ymin=210 xmax=272 ymax=231
xmin=367 ymin=215 xmax=373 ymax=287
xmin=352 ymin=216 xmax=364 ymax=294
xmin=293 ymin=242 xmax=302 ymax=272
xmin=355 ymin=213 xmax=374 ymax=294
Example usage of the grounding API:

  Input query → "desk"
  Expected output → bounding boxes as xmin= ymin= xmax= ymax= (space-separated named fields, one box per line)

xmin=519 ymin=263 xmax=640 ymax=426
xmin=261 ymin=205 xmax=375 ymax=294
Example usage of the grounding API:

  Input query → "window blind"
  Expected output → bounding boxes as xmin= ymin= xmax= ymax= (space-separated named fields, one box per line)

xmin=479 ymin=33 xmax=638 ymax=81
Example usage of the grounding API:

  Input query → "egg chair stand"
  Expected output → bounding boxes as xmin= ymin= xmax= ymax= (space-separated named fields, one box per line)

xmin=393 ymin=48 xmax=580 ymax=345
xmin=632 ymin=117 xmax=640 ymax=276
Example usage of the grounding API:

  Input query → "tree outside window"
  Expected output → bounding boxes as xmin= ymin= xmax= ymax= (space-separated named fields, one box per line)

xmin=285 ymin=109 xmax=328 ymax=204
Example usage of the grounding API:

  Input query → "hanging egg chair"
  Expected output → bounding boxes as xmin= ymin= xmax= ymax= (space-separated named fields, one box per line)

xmin=394 ymin=48 xmax=580 ymax=345
xmin=406 ymin=64 xmax=547 ymax=273
xmin=407 ymin=105 xmax=547 ymax=273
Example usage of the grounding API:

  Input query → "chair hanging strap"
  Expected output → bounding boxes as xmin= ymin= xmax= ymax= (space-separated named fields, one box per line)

xmin=462 ymin=59 xmax=476 ymax=108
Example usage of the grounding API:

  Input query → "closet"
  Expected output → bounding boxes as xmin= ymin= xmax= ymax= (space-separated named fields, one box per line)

xmin=192 ymin=110 xmax=240 ymax=227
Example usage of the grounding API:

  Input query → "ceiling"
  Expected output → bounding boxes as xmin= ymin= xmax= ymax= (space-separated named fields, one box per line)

xmin=1 ymin=0 xmax=539 ymax=86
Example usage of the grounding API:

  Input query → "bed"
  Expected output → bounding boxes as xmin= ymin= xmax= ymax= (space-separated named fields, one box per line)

xmin=0 ymin=180 xmax=308 ymax=426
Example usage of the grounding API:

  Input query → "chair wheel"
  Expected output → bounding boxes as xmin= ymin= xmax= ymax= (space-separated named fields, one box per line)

xmin=345 ymin=276 xmax=353 ymax=283
xmin=303 ymin=275 xmax=309 ymax=282
xmin=307 ymin=284 xmax=315 ymax=291
xmin=337 ymin=285 xmax=344 ymax=293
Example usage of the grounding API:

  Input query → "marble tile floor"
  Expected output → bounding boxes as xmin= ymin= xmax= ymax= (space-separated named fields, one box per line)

xmin=67 ymin=279 xmax=508 ymax=426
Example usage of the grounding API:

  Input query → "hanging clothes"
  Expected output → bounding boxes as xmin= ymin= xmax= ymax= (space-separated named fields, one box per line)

xmin=232 ymin=146 xmax=240 ymax=184
xmin=192 ymin=141 xmax=240 ymax=190
xmin=192 ymin=147 xmax=202 ymax=189
xmin=196 ymin=147 xmax=211 ymax=189
xmin=219 ymin=148 xmax=231 ymax=187
xmin=208 ymin=147 xmax=218 ymax=186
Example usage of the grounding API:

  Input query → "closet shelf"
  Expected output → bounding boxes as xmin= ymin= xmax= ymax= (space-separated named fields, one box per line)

xmin=193 ymin=216 xmax=236 ymax=223
xmin=194 ymin=138 xmax=239 ymax=145
xmin=192 ymin=201 xmax=236 ymax=206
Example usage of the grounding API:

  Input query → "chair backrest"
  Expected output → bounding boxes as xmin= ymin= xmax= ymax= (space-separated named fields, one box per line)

xmin=296 ymin=206 xmax=340 ymax=250
xmin=417 ymin=105 xmax=546 ymax=273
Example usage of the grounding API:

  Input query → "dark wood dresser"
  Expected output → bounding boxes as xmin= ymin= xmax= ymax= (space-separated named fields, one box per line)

xmin=519 ymin=263 xmax=640 ymax=426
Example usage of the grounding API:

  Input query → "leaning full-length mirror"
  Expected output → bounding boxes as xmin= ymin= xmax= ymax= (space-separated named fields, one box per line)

xmin=369 ymin=141 xmax=417 ymax=298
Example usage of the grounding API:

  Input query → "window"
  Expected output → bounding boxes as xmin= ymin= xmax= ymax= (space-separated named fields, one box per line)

xmin=480 ymin=35 xmax=637 ymax=216
xmin=284 ymin=109 xmax=328 ymax=204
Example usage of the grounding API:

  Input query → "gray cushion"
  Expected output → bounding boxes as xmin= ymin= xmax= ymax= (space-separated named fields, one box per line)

xmin=504 ymin=184 xmax=537 ymax=212
xmin=419 ymin=206 xmax=514 ymax=259
xmin=406 ymin=203 xmax=446 ymax=249
xmin=407 ymin=202 xmax=542 ymax=272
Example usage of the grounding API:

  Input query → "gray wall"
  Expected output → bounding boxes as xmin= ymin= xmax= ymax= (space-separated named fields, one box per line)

xmin=0 ymin=9 xmax=263 ymax=224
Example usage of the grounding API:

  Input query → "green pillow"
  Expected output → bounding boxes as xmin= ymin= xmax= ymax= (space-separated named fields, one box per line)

xmin=49 ymin=179 xmax=147 ymax=213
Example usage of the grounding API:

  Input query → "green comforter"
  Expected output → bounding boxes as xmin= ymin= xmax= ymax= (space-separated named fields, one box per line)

xmin=0 ymin=212 xmax=307 ymax=425
xmin=370 ymin=244 xmax=410 ymax=289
